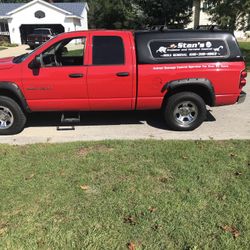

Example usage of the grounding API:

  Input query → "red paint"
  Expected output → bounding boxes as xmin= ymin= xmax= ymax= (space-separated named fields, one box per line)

xmin=0 ymin=30 xmax=247 ymax=112
xmin=87 ymin=31 xmax=137 ymax=110
xmin=137 ymin=61 xmax=245 ymax=109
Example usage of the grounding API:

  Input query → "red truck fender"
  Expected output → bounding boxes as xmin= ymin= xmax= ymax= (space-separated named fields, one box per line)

xmin=161 ymin=78 xmax=215 ymax=107
xmin=0 ymin=82 xmax=30 ymax=112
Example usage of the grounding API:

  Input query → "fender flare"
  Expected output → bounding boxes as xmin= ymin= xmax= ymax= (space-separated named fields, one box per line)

xmin=161 ymin=78 xmax=215 ymax=106
xmin=0 ymin=82 xmax=30 ymax=112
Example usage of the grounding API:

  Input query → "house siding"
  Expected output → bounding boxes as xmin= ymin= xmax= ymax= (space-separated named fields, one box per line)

xmin=0 ymin=0 xmax=88 ymax=45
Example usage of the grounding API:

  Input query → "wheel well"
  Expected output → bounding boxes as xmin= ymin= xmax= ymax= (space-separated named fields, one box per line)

xmin=0 ymin=89 xmax=26 ymax=112
xmin=162 ymin=85 xmax=214 ymax=108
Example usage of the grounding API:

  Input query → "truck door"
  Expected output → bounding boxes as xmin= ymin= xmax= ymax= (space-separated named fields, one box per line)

xmin=22 ymin=35 xmax=89 ymax=111
xmin=87 ymin=32 xmax=135 ymax=110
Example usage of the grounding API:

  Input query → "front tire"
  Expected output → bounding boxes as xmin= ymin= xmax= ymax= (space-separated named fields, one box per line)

xmin=0 ymin=96 xmax=26 ymax=135
xmin=164 ymin=92 xmax=207 ymax=131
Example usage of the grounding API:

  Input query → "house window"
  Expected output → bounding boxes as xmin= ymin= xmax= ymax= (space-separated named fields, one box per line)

xmin=0 ymin=22 xmax=9 ymax=35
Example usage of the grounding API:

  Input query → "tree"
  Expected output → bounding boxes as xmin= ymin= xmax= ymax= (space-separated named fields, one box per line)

xmin=206 ymin=0 xmax=250 ymax=31
xmin=87 ymin=0 xmax=142 ymax=29
xmin=134 ymin=0 xmax=193 ymax=28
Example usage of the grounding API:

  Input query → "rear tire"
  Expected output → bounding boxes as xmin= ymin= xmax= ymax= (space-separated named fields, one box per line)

xmin=163 ymin=92 xmax=207 ymax=131
xmin=0 ymin=96 xmax=26 ymax=135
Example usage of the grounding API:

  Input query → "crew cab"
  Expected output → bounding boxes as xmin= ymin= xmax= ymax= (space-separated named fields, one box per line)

xmin=0 ymin=30 xmax=247 ymax=135
xmin=27 ymin=28 xmax=54 ymax=49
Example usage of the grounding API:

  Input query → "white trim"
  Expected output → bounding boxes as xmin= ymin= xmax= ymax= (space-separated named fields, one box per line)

xmin=7 ymin=0 xmax=72 ymax=16
xmin=0 ymin=16 xmax=12 ymax=19
xmin=80 ymin=3 xmax=89 ymax=17
xmin=0 ymin=32 xmax=10 ymax=35
xmin=65 ymin=15 xmax=82 ymax=20
xmin=85 ymin=3 xmax=89 ymax=12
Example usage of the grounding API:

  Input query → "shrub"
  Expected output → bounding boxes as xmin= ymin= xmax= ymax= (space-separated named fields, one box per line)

xmin=0 ymin=36 xmax=18 ymax=47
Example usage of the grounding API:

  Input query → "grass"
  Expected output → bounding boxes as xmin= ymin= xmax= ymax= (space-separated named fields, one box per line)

xmin=0 ymin=140 xmax=249 ymax=249
xmin=239 ymin=42 xmax=250 ymax=70
xmin=64 ymin=49 xmax=83 ymax=57
xmin=0 ymin=42 xmax=18 ymax=48
xmin=0 ymin=46 xmax=7 ymax=51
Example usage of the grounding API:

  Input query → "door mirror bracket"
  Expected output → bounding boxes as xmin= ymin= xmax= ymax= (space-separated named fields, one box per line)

xmin=28 ymin=55 xmax=41 ymax=69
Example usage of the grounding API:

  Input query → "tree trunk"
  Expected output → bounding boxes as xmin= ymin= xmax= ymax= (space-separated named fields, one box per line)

xmin=193 ymin=0 xmax=201 ymax=29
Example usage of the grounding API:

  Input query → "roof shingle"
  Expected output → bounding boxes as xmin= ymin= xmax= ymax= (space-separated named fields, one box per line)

xmin=0 ymin=3 xmax=23 ymax=16
xmin=0 ymin=1 xmax=87 ymax=17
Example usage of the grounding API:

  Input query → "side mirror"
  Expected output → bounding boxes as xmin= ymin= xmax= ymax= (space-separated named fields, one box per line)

xmin=28 ymin=55 xmax=41 ymax=69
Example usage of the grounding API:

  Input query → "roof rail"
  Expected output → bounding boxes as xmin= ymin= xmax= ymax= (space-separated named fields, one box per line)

xmin=150 ymin=25 xmax=186 ymax=32
xmin=150 ymin=25 xmax=166 ymax=31
xmin=196 ymin=25 xmax=221 ymax=31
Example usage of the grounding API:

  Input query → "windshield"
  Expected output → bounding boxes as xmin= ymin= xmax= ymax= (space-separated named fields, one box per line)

xmin=12 ymin=53 xmax=30 ymax=63
xmin=33 ymin=29 xmax=50 ymax=35
xmin=12 ymin=35 xmax=58 ymax=64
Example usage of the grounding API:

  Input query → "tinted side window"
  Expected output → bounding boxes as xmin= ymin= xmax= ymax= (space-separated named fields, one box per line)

xmin=93 ymin=36 xmax=125 ymax=65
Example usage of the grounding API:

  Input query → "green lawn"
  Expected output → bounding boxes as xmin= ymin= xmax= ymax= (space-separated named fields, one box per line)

xmin=0 ymin=140 xmax=249 ymax=249
xmin=0 ymin=47 xmax=7 ymax=51
xmin=64 ymin=49 xmax=83 ymax=57
xmin=239 ymin=42 xmax=250 ymax=70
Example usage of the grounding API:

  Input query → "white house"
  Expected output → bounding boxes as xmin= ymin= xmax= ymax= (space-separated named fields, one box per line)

xmin=187 ymin=0 xmax=245 ymax=39
xmin=0 ymin=0 xmax=89 ymax=45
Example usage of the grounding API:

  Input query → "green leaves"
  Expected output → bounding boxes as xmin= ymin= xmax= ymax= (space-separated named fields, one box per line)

xmin=135 ymin=0 xmax=193 ymax=28
xmin=206 ymin=0 xmax=250 ymax=31
xmin=88 ymin=0 xmax=193 ymax=29
xmin=88 ymin=0 xmax=143 ymax=29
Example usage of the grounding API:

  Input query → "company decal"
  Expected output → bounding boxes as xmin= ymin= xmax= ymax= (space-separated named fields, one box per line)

xmin=26 ymin=87 xmax=51 ymax=91
xmin=152 ymin=64 xmax=229 ymax=71
xmin=150 ymin=40 xmax=228 ymax=59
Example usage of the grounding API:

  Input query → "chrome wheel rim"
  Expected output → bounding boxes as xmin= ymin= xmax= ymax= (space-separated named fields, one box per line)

xmin=0 ymin=106 xmax=14 ymax=129
xmin=173 ymin=101 xmax=198 ymax=127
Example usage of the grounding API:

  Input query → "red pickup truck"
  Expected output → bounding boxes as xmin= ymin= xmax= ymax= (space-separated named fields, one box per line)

xmin=0 ymin=30 xmax=247 ymax=135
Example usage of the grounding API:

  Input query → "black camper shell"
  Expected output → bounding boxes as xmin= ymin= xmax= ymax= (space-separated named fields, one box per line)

xmin=135 ymin=30 xmax=243 ymax=64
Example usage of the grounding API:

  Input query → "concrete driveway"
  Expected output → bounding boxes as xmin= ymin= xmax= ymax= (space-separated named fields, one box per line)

xmin=0 ymin=46 xmax=249 ymax=144
xmin=0 ymin=45 xmax=30 ymax=57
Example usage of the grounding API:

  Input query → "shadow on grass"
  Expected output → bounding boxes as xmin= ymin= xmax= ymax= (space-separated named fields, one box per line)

xmin=25 ymin=110 xmax=216 ymax=131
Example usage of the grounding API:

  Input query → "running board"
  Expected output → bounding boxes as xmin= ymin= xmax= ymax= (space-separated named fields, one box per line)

xmin=57 ymin=112 xmax=80 ymax=131
xmin=61 ymin=112 xmax=80 ymax=123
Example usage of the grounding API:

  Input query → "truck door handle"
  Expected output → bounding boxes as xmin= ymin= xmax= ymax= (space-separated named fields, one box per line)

xmin=69 ymin=73 xmax=84 ymax=78
xmin=116 ymin=72 xmax=129 ymax=77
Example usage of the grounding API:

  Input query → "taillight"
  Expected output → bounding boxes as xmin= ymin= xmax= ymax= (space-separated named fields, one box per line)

xmin=240 ymin=70 xmax=247 ymax=88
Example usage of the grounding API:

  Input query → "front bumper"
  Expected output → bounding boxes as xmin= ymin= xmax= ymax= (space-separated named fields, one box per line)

xmin=237 ymin=91 xmax=246 ymax=104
